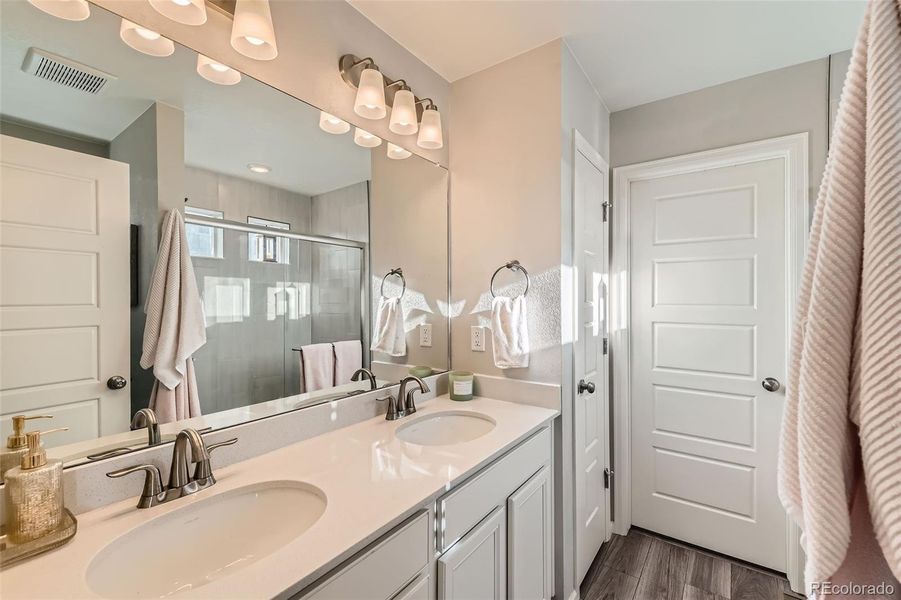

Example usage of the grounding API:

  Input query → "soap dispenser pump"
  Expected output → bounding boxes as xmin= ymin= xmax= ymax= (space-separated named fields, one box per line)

xmin=4 ymin=427 xmax=68 ymax=544
xmin=0 ymin=414 xmax=53 ymax=481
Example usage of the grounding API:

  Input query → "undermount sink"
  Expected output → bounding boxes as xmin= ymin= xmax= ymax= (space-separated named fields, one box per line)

xmin=87 ymin=481 xmax=327 ymax=598
xmin=396 ymin=411 xmax=496 ymax=446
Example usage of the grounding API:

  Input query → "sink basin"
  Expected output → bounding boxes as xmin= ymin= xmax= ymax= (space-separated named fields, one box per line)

xmin=396 ymin=411 xmax=496 ymax=446
xmin=87 ymin=481 xmax=327 ymax=598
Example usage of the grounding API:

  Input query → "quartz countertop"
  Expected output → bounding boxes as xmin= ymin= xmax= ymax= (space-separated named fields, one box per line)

xmin=1 ymin=396 xmax=557 ymax=599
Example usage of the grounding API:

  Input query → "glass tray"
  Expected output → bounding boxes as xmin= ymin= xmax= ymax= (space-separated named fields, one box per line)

xmin=0 ymin=508 xmax=77 ymax=568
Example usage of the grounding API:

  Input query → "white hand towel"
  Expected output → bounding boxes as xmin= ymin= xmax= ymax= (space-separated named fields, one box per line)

xmin=300 ymin=343 xmax=335 ymax=393
xmin=140 ymin=209 xmax=206 ymax=422
xmin=491 ymin=295 xmax=529 ymax=368
xmin=334 ymin=340 xmax=363 ymax=384
xmin=370 ymin=296 xmax=407 ymax=357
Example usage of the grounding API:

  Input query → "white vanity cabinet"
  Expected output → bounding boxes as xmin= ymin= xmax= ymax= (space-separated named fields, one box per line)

xmin=438 ymin=507 xmax=507 ymax=600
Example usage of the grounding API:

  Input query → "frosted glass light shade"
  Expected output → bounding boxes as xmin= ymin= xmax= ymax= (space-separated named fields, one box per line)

xmin=354 ymin=68 xmax=387 ymax=120
xmin=149 ymin=0 xmax=207 ymax=26
xmin=231 ymin=0 xmax=278 ymax=61
xmin=319 ymin=111 xmax=350 ymax=135
xmin=120 ymin=19 xmax=175 ymax=57
xmin=389 ymin=89 xmax=418 ymax=135
xmin=354 ymin=128 xmax=382 ymax=148
xmin=27 ymin=0 xmax=90 ymax=21
xmin=417 ymin=107 xmax=443 ymax=149
xmin=387 ymin=143 xmax=412 ymax=160
xmin=197 ymin=55 xmax=241 ymax=85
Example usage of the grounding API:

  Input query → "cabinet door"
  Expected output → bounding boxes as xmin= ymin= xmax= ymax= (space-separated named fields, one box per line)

xmin=393 ymin=572 xmax=432 ymax=600
xmin=438 ymin=507 xmax=506 ymax=600
xmin=507 ymin=466 xmax=553 ymax=600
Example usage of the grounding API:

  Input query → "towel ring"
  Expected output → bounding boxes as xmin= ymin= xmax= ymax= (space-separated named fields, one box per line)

xmin=380 ymin=267 xmax=406 ymax=299
xmin=490 ymin=260 xmax=530 ymax=298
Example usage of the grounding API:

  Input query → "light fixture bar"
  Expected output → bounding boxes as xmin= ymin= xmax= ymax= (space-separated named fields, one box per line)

xmin=339 ymin=53 xmax=428 ymax=121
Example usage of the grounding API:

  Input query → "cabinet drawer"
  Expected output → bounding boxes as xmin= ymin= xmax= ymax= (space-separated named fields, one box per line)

xmin=392 ymin=571 xmax=433 ymax=600
xmin=437 ymin=426 xmax=551 ymax=551
xmin=304 ymin=510 xmax=430 ymax=600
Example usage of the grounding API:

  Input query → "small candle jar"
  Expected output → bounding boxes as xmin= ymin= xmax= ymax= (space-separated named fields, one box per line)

xmin=449 ymin=371 xmax=474 ymax=401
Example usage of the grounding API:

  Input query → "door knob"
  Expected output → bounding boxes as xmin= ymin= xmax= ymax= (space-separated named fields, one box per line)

xmin=761 ymin=377 xmax=781 ymax=392
xmin=578 ymin=379 xmax=596 ymax=394
xmin=107 ymin=376 xmax=128 ymax=390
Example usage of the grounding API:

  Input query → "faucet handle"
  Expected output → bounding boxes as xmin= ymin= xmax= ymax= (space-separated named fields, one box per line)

xmin=107 ymin=464 xmax=163 ymax=507
xmin=193 ymin=437 xmax=237 ymax=482
xmin=206 ymin=437 xmax=238 ymax=453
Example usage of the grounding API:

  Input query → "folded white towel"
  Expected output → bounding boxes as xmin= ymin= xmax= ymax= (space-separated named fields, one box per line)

xmin=140 ymin=209 xmax=206 ymax=425
xmin=334 ymin=340 xmax=362 ymax=384
xmin=371 ymin=296 xmax=406 ymax=357
xmin=491 ymin=295 xmax=529 ymax=368
xmin=300 ymin=343 xmax=334 ymax=393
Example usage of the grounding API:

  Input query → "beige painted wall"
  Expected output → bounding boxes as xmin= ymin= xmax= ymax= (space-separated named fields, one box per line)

xmin=370 ymin=150 xmax=449 ymax=373
xmin=91 ymin=0 xmax=450 ymax=166
xmin=449 ymin=41 xmax=564 ymax=384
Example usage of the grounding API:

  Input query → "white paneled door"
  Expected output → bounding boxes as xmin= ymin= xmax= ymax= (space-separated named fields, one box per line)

xmin=573 ymin=133 xmax=611 ymax=585
xmin=0 ymin=135 xmax=130 ymax=446
xmin=629 ymin=151 xmax=793 ymax=571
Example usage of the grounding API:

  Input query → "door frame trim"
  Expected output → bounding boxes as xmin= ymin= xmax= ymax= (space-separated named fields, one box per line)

xmin=610 ymin=133 xmax=809 ymax=590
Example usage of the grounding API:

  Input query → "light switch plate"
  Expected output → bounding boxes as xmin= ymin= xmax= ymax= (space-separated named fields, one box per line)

xmin=471 ymin=326 xmax=486 ymax=352
xmin=419 ymin=323 xmax=433 ymax=347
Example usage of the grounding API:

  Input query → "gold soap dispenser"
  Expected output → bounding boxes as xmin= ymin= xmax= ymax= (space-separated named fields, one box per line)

xmin=0 ymin=415 xmax=53 ymax=482
xmin=4 ymin=427 xmax=68 ymax=544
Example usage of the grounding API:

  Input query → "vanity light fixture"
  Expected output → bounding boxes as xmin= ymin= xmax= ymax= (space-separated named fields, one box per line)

xmin=388 ymin=81 xmax=418 ymax=135
xmin=27 ymin=0 xmax=90 ymax=21
xmin=319 ymin=111 xmax=350 ymax=135
xmin=416 ymin=101 xmax=443 ymax=150
xmin=149 ymin=0 xmax=207 ymax=26
xmin=353 ymin=60 xmax=387 ymax=120
xmin=197 ymin=54 xmax=241 ymax=85
xmin=247 ymin=163 xmax=271 ymax=174
xmin=120 ymin=19 xmax=175 ymax=57
xmin=387 ymin=143 xmax=412 ymax=160
xmin=231 ymin=0 xmax=278 ymax=61
xmin=353 ymin=128 xmax=382 ymax=148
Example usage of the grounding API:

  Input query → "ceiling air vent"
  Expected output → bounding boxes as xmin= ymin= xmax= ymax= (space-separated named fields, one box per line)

xmin=21 ymin=48 xmax=116 ymax=95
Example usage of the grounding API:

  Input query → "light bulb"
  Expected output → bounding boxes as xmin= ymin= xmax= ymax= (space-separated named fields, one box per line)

xmin=210 ymin=63 xmax=229 ymax=73
xmin=319 ymin=111 xmax=350 ymax=135
xmin=149 ymin=0 xmax=206 ymax=26
xmin=248 ymin=163 xmax=271 ymax=174
xmin=354 ymin=128 xmax=382 ymax=148
xmin=197 ymin=54 xmax=241 ymax=85
xmin=120 ymin=19 xmax=175 ymax=57
xmin=353 ymin=67 xmax=387 ymax=120
xmin=27 ymin=0 xmax=90 ymax=21
xmin=231 ymin=0 xmax=278 ymax=60
xmin=387 ymin=143 xmax=412 ymax=160
xmin=389 ymin=88 xmax=418 ymax=135
xmin=417 ymin=106 xmax=443 ymax=150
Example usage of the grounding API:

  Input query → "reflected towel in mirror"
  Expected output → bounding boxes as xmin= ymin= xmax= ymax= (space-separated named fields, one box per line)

xmin=334 ymin=340 xmax=363 ymax=385
xmin=300 ymin=343 xmax=335 ymax=393
xmin=491 ymin=296 xmax=529 ymax=369
xmin=371 ymin=296 xmax=406 ymax=357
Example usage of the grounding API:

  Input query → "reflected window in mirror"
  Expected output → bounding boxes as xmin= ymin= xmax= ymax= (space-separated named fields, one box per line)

xmin=185 ymin=206 xmax=224 ymax=259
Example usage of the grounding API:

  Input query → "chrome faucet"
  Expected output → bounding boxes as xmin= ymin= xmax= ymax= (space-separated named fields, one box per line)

xmin=130 ymin=408 xmax=161 ymax=446
xmin=397 ymin=375 xmax=430 ymax=416
xmin=107 ymin=428 xmax=237 ymax=509
xmin=351 ymin=368 xmax=378 ymax=390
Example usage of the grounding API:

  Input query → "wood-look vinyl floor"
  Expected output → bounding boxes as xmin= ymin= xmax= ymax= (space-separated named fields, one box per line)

xmin=581 ymin=529 xmax=801 ymax=600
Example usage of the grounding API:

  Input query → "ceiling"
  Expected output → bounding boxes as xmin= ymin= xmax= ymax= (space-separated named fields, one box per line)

xmin=349 ymin=0 xmax=866 ymax=111
xmin=0 ymin=1 xmax=370 ymax=196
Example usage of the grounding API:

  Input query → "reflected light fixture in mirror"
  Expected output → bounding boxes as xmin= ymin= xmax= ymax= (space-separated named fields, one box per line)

xmin=319 ymin=111 xmax=350 ymax=134
xmin=354 ymin=127 xmax=382 ymax=148
xmin=247 ymin=163 xmax=271 ymax=174
xmin=231 ymin=0 xmax=278 ymax=60
xmin=28 ymin=0 xmax=90 ymax=21
xmin=389 ymin=86 xmax=418 ymax=135
xmin=197 ymin=54 xmax=241 ymax=85
xmin=120 ymin=19 xmax=175 ymax=57
xmin=417 ymin=105 xmax=443 ymax=149
xmin=387 ymin=143 xmax=412 ymax=160
xmin=354 ymin=65 xmax=387 ymax=120
xmin=149 ymin=0 xmax=207 ymax=26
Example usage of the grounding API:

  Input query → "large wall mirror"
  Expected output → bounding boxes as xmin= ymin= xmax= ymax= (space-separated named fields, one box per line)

xmin=0 ymin=0 xmax=449 ymax=471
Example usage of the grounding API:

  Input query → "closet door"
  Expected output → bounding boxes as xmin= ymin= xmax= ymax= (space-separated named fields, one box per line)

xmin=438 ymin=507 xmax=505 ymax=600
xmin=508 ymin=466 xmax=553 ymax=600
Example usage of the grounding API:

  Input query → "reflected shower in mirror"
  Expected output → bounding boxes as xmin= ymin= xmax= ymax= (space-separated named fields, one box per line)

xmin=0 ymin=0 xmax=449 ymax=471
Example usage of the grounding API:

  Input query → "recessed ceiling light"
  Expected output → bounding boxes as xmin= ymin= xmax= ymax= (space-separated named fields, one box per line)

xmin=247 ymin=163 xmax=271 ymax=174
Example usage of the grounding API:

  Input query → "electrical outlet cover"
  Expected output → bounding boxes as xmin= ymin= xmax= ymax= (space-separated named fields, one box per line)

xmin=471 ymin=326 xmax=486 ymax=352
xmin=419 ymin=323 xmax=433 ymax=347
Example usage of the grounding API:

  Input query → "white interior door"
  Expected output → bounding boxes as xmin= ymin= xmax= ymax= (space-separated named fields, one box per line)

xmin=573 ymin=134 xmax=610 ymax=585
xmin=0 ymin=134 xmax=130 ymax=446
xmin=629 ymin=152 xmax=791 ymax=571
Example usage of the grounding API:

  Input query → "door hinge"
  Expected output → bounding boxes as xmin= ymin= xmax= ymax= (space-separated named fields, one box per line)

xmin=603 ymin=337 xmax=608 ymax=355
xmin=602 ymin=201 xmax=611 ymax=222
xmin=603 ymin=467 xmax=613 ymax=489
